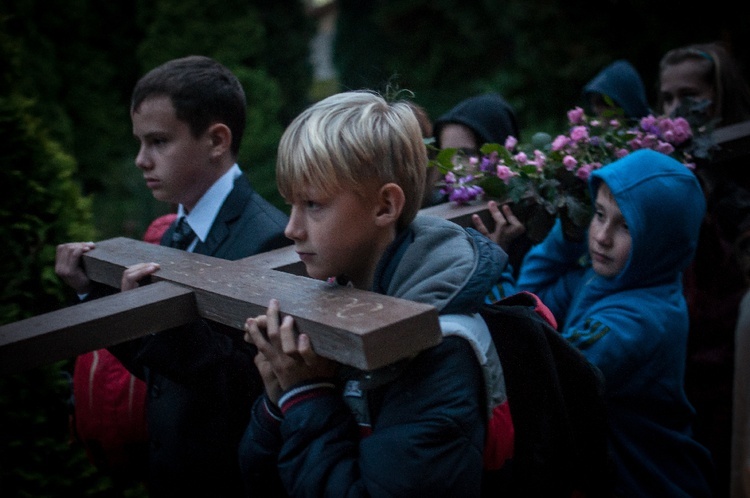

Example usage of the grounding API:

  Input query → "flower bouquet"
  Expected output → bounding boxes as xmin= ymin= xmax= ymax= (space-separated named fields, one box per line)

xmin=434 ymin=107 xmax=698 ymax=242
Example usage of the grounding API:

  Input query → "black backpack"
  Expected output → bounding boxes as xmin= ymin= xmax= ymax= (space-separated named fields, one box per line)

xmin=480 ymin=291 xmax=614 ymax=498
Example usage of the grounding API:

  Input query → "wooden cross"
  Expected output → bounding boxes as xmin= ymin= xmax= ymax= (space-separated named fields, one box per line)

xmin=0 ymin=202 xmax=491 ymax=375
xmin=8 ymin=120 xmax=744 ymax=376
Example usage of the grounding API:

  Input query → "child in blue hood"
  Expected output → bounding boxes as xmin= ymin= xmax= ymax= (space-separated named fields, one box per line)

xmin=582 ymin=59 xmax=651 ymax=120
xmin=515 ymin=149 xmax=715 ymax=497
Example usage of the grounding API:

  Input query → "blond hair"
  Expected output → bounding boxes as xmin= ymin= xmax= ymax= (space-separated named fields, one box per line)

xmin=276 ymin=90 xmax=427 ymax=229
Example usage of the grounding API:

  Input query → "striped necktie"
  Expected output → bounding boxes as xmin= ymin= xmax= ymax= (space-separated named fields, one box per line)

xmin=170 ymin=217 xmax=196 ymax=250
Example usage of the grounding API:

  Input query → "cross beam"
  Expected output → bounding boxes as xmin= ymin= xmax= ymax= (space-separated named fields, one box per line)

xmin=0 ymin=203 xmax=490 ymax=375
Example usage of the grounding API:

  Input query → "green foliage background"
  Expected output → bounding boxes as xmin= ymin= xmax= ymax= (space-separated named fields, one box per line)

xmin=1 ymin=0 xmax=748 ymax=495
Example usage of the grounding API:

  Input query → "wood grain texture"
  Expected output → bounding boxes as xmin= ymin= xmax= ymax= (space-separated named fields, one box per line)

xmin=0 ymin=202 xmax=489 ymax=374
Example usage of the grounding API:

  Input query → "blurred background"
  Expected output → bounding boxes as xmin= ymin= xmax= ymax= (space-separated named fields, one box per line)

xmin=1 ymin=0 xmax=748 ymax=495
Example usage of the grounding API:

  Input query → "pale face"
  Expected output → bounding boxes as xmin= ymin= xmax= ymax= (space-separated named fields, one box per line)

xmin=439 ymin=122 xmax=481 ymax=172
xmin=588 ymin=183 xmax=631 ymax=278
xmin=131 ymin=96 xmax=219 ymax=212
xmin=284 ymin=185 xmax=393 ymax=289
xmin=659 ymin=60 xmax=716 ymax=119
xmin=439 ymin=123 xmax=479 ymax=155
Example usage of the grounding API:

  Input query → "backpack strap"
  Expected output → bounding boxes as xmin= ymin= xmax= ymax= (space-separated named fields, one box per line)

xmin=494 ymin=290 xmax=558 ymax=330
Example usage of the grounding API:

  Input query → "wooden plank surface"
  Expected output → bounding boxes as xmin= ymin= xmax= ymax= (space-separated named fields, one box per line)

xmin=0 ymin=282 xmax=197 ymax=374
xmin=1 ymin=238 xmax=442 ymax=373
xmin=0 ymin=202 xmax=490 ymax=374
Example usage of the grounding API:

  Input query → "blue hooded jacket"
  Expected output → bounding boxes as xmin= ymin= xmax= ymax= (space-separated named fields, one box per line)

xmin=583 ymin=59 xmax=651 ymax=119
xmin=517 ymin=149 xmax=714 ymax=497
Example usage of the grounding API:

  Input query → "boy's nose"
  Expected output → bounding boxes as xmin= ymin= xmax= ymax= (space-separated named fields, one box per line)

xmin=284 ymin=210 xmax=304 ymax=241
xmin=134 ymin=147 xmax=150 ymax=170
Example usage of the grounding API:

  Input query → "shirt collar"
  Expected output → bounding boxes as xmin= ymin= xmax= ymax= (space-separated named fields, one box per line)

xmin=177 ymin=164 xmax=242 ymax=244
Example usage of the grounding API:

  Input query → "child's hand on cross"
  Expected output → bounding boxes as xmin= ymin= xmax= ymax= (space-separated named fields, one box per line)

xmin=244 ymin=299 xmax=337 ymax=406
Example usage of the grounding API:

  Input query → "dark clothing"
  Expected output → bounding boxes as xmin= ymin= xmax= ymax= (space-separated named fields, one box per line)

xmin=582 ymin=59 xmax=651 ymax=119
xmin=159 ymin=175 xmax=290 ymax=260
xmin=238 ymin=215 xmax=511 ymax=497
xmin=684 ymin=165 xmax=750 ymax=497
xmin=433 ymin=93 xmax=519 ymax=149
xmin=109 ymin=174 xmax=290 ymax=497
xmin=433 ymin=92 xmax=531 ymax=275
xmin=518 ymin=150 xmax=714 ymax=497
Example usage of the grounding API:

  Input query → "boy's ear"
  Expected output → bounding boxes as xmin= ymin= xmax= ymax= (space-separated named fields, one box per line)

xmin=206 ymin=123 xmax=232 ymax=161
xmin=375 ymin=183 xmax=405 ymax=227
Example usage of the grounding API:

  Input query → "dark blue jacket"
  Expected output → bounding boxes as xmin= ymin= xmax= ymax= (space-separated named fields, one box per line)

xmin=238 ymin=216 xmax=510 ymax=497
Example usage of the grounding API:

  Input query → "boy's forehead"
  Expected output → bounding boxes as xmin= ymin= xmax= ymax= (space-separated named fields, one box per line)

xmin=283 ymin=179 xmax=379 ymax=203
xmin=131 ymin=96 xmax=191 ymax=140
xmin=132 ymin=94 xmax=175 ymax=115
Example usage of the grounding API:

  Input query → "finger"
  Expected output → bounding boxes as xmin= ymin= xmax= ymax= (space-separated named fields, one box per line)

xmin=501 ymin=204 xmax=519 ymax=225
xmin=244 ymin=315 xmax=268 ymax=343
xmin=501 ymin=205 xmax=526 ymax=235
xmin=265 ymin=299 xmax=281 ymax=345
xmin=121 ymin=262 xmax=160 ymax=291
xmin=55 ymin=243 xmax=92 ymax=273
xmin=253 ymin=350 xmax=273 ymax=377
xmin=471 ymin=214 xmax=489 ymax=236
xmin=244 ymin=317 xmax=270 ymax=351
xmin=298 ymin=334 xmax=336 ymax=377
xmin=488 ymin=200 xmax=507 ymax=224
xmin=297 ymin=334 xmax=317 ymax=365
xmin=278 ymin=315 xmax=298 ymax=355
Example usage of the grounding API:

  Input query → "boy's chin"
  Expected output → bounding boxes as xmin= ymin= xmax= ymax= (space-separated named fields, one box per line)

xmin=592 ymin=263 xmax=620 ymax=279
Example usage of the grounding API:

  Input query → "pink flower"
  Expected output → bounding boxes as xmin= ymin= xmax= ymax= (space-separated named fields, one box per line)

xmin=551 ymin=134 xmax=569 ymax=151
xmin=504 ymin=136 xmax=518 ymax=150
xmin=672 ymin=117 xmax=692 ymax=142
xmin=615 ymin=148 xmax=629 ymax=158
xmin=576 ymin=164 xmax=594 ymax=181
xmin=656 ymin=142 xmax=675 ymax=155
xmin=496 ymin=165 xmax=517 ymax=183
xmin=640 ymin=115 xmax=657 ymax=129
xmin=514 ymin=152 xmax=528 ymax=165
xmin=567 ymin=106 xmax=585 ymax=124
xmin=562 ymin=155 xmax=578 ymax=171
xmin=570 ymin=126 xmax=589 ymax=142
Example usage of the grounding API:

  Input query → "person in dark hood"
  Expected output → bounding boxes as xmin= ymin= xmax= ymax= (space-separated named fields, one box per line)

xmin=433 ymin=93 xmax=530 ymax=278
xmin=582 ymin=59 xmax=651 ymax=120
xmin=433 ymin=92 xmax=520 ymax=154
xmin=426 ymin=92 xmax=520 ymax=208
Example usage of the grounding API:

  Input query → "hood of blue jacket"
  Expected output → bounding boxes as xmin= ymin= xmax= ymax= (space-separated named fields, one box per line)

xmin=583 ymin=60 xmax=651 ymax=119
xmin=589 ymin=149 xmax=705 ymax=290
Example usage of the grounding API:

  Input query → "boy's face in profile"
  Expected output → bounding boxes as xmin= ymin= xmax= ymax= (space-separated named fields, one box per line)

xmin=284 ymin=184 xmax=385 ymax=289
xmin=588 ymin=182 xmax=631 ymax=278
xmin=131 ymin=95 xmax=215 ymax=212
